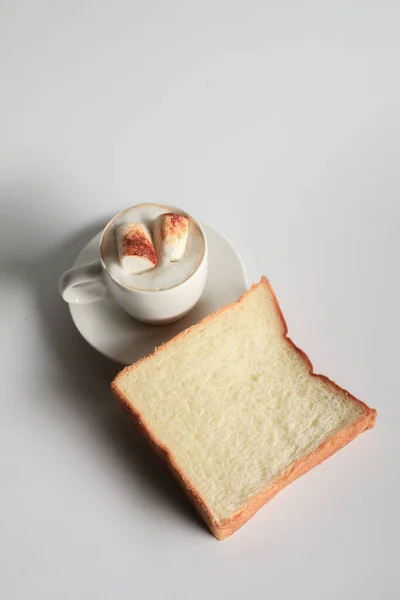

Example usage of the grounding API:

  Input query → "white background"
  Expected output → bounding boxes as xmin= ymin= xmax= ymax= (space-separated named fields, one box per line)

xmin=1 ymin=2 xmax=399 ymax=598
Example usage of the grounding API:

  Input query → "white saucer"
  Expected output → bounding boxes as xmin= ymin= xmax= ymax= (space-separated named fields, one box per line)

xmin=69 ymin=224 xmax=247 ymax=365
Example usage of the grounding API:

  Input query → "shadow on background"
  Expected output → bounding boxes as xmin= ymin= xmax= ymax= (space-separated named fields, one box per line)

xmin=0 ymin=184 xmax=206 ymax=535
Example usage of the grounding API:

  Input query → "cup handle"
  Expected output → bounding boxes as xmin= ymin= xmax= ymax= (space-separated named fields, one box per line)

xmin=59 ymin=260 xmax=109 ymax=304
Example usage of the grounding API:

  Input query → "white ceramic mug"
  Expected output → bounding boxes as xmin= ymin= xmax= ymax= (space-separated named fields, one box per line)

xmin=59 ymin=205 xmax=208 ymax=325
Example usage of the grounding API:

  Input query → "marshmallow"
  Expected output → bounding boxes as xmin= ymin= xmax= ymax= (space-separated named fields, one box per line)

xmin=153 ymin=213 xmax=189 ymax=262
xmin=116 ymin=223 xmax=157 ymax=274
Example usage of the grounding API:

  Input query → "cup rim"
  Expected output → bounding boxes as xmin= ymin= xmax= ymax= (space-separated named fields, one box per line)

xmin=99 ymin=203 xmax=207 ymax=293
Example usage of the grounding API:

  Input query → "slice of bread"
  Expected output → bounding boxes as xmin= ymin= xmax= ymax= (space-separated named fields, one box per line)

xmin=112 ymin=277 xmax=376 ymax=540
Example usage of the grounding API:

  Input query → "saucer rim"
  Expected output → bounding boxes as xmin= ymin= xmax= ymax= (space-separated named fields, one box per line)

xmin=69 ymin=222 xmax=248 ymax=364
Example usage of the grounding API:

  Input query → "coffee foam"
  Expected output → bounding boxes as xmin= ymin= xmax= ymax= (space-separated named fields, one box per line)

xmin=101 ymin=204 xmax=205 ymax=291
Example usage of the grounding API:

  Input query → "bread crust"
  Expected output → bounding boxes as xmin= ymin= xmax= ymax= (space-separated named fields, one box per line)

xmin=111 ymin=277 xmax=377 ymax=540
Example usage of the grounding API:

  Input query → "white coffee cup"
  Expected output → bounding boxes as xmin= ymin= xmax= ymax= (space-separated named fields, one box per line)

xmin=59 ymin=204 xmax=208 ymax=325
